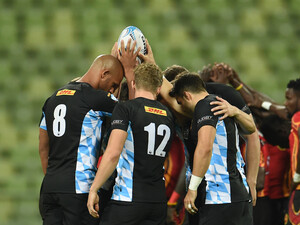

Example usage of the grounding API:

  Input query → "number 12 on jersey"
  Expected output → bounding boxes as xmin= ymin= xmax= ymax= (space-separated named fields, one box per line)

xmin=144 ymin=123 xmax=171 ymax=157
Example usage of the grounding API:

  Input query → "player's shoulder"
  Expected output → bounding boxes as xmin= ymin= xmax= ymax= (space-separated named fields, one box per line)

xmin=196 ymin=94 xmax=216 ymax=108
xmin=292 ymin=111 xmax=300 ymax=124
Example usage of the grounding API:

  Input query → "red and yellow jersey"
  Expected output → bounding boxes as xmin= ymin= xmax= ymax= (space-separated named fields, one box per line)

xmin=257 ymin=134 xmax=290 ymax=198
xmin=257 ymin=135 xmax=268 ymax=197
xmin=164 ymin=135 xmax=185 ymax=199
xmin=289 ymin=111 xmax=300 ymax=191
xmin=263 ymin=143 xmax=290 ymax=198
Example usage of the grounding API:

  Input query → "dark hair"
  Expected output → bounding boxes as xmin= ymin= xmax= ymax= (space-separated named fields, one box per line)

xmin=163 ymin=65 xmax=189 ymax=82
xmin=119 ymin=80 xmax=129 ymax=102
xmin=287 ymin=78 xmax=300 ymax=96
xmin=198 ymin=64 xmax=213 ymax=82
xmin=169 ymin=73 xmax=206 ymax=98
xmin=260 ymin=114 xmax=290 ymax=148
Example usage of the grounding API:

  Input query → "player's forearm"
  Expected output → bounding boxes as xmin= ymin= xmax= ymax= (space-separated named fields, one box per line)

xmin=192 ymin=146 xmax=212 ymax=179
xmin=160 ymin=78 xmax=190 ymax=117
xmin=234 ymin=110 xmax=256 ymax=134
xmin=125 ymin=68 xmax=135 ymax=100
xmin=90 ymin=129 xmax=127 ymax=193
xmin=90 ymin=151 xmax=119 ymax=193
xmin=39 ymin=151 xmax=48 ymax=175
xmin=245 ymin=131 xmax=260 ymax=186
xmin=39 ymin=128 xmax=49 ymax=175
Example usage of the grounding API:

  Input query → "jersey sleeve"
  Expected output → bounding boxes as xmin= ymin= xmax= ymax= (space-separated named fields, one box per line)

xmin=83 ymin=86 xmax=118 ymax=115
xmin=39 ymin=112 xmax=47 ymax=130
xmin=110 ymin=102 xmax=129 ymax=131
xmin=292 ymin=111 xmax=300 ymax=131
xmin=194 ymin=99 xmax=218 ymax=132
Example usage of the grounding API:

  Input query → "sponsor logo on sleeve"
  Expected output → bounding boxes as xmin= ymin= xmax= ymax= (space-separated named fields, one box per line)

xmin=111 ymin=120 xmax=124 ymax=126
xmin=197 ymin=116 xmax=213 ymax=124
xmin=144 ymin=106 xmax=167 ymax=116
xmin=56 ymin=89 xmax=76 ymax=96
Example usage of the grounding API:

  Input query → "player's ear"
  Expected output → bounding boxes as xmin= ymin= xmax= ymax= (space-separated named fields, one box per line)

xmin=131 ymin=80 xmax=136 ymax=91
xmin=183 ymin=91 xmax=192 ymax=101
xmin=100 ymin=70 xmax=110 ymax=79
xmin=156 ymin=87 xmax=161 ymax=96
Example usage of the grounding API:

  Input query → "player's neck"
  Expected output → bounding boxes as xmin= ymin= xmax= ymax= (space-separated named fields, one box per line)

xmin=192 ymin=91 xmax=209 ymax=106
xmin=134 ymin=89 xmax=156 ymax=100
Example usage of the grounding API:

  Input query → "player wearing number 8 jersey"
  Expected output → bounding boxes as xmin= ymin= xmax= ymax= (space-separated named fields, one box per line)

xmin=87 ymin=63 xmax=175 ymax=225
xmin=38 ymin=52 xmax=138 ymax=225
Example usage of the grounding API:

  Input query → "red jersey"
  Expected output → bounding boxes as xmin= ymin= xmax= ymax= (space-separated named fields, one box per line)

xmin=164 ymin=135 xmax=185 ymax=198
xmin=289 ymin=111 xmax=300 ymax=191
xmin=263 ymin=142 xmax=290 ymax=199
xmin=257 ymin=134 xmax=268 ymax=197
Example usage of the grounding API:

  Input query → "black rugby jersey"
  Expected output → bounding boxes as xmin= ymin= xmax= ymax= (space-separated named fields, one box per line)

xmin=109 ymin=97 xmax=175 ymax=203
xmin=190 ymin=94 xmax=251 ymax=204
xmin=183 ymin=83 xmax=251 ymax=166
xmin=39 ymin=81 xmax=117 ymax=193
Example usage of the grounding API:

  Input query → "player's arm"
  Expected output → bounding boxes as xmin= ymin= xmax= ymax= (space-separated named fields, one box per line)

xmin=227 ymin=68 xmax=288 ymax=120
xmin=39 ymin=128 xmax=49 ymax=175
xmin=118 ymin=39 xmax=140 ymax=100
xmin=292 ymin=127 xmax=300 ymax=191
xmin=184 ymin=125 xmax=215 ymax=215
xmin=137 ymin=39 xmax=189 ymax=117
xmin=87 ymin=129 xmax=127 ymax=218
xmin=242 ymin=131 xmax=260 ymax=206
xmin=210 ymin=96 xmax=256 ymax=134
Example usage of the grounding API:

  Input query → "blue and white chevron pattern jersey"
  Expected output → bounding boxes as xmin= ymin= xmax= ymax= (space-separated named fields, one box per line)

xmin=205 ymin=121 xmax=248 ymax=204
xmin=75 ymin=110 xmax=112 ymax=194
xmin=112 ymin=123 xmax=134 ymax=202
xmin=205 ymin=120 xmax=228 ymax=204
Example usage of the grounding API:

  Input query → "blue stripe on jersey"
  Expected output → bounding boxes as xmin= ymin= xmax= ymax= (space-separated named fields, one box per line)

xmin=40 ymin=112 xmax=47 ymax=130
xmin=205 ymin=120 xmax=231 ymax=204
xmin=112 ymin=123 xmax=134 ymax=202
xmin=75 ymin=110 xmax=111 ymax=194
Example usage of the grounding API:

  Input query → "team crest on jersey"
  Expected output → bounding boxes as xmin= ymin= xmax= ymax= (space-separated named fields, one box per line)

xmin=56 ymin=89 xmax=76 ymax=96
xmin=144 ymin=106 xmax=167 ymax=116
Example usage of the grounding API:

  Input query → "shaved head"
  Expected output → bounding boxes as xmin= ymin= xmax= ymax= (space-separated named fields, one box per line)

xmin=92 ymin=54 xmax=124 ymax=75
xmin=79 ymin=54 xmax=124 ymax=92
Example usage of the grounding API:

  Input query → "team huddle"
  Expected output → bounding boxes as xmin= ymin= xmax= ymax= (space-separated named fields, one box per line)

xmin=38 ymin=26 xmax=300 ymax=225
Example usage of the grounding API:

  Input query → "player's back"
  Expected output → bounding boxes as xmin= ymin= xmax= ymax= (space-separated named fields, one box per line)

xmin=41 ymin=81 xmax=117 ymax=193
xmin=110 ymin=97 xmax=175 ymax=203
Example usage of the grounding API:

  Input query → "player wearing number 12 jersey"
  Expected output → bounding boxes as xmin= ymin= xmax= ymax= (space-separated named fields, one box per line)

xmin=87 ymin=63 xmax=175 ymax=225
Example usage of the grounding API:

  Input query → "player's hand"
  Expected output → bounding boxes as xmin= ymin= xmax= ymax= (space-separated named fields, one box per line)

xmin=111 ymin=42 xmax=118 ymax=58
xmin=87 ymin=191 xmax=100 ymax=218
xmin=118 ymin=39 xmax=141 ymax=79
xmin=184 ymin=189 xmax=198 ymax=215
xmin=211 ymin=63 xmax=230 ymax=84
xmin=137 ymin=39 xmax=156 ymax=65
xmin=210 ymin=96 xmax=238 ymax=120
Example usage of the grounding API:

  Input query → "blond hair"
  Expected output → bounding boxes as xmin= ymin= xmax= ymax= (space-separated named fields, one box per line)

xmin=134 ymin=63 xmax=163 ymax=94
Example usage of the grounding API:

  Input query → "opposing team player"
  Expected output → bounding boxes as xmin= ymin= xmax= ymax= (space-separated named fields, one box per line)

xmin=87 ymin=63 xmax=175 ymax=225
xmin=38 ymin=41 xmax=139 ymax=225
xmin=284 ymin=78 xmax=300 ymax=225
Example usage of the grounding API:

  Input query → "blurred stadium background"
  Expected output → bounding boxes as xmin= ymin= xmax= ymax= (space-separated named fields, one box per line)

xmin=0 ymin=0 xmax=299 ymax=224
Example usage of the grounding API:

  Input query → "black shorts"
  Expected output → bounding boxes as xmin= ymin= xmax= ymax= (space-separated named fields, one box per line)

xmin=100 ymin=200 xmax=167 ymax=225
xmin=189 ymin=200 xmax=253 ymax=225
xmin=40 ymin=192 xmax=99 ymax=225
